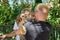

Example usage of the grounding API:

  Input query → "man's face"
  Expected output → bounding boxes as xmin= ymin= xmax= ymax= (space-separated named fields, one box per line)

xmin=34 ymin=8 xmax=48 ymax=20
xmin=34 ymin=10 xmax=40 ymax=20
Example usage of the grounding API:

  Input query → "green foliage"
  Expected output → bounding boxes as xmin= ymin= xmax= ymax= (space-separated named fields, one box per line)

xmin=0 ymin=0 xmax=33 ymax=40
xmin=46 ymin=1 xmax=60 ymax=40
xmin=35 ymin=0 xmax=42 ymax=3
xmin=47 ymin=1 xmax=60 ymax=27
xmin=47 ymin=7 xmax=60 ymax=26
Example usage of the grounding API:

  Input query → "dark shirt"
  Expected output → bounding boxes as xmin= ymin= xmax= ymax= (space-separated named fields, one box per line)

xmin=24 ymin=20 xmax=52 ymax=40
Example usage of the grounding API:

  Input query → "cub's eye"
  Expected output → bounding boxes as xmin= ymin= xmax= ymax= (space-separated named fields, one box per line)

xmin=25 ymin=16 xmax=27 ymax=18
xmin=22 ymin=16 xmax=25 ymax=17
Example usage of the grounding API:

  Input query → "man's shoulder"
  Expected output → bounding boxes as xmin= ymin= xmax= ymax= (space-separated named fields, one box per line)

xmin=24 ymin=21 xmax=32 ymax=27
xmin=25 ymin=21 xmax=32 ymax=24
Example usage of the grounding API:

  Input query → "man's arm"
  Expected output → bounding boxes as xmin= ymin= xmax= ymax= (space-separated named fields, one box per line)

xmin=0 ymin=25 xmax=26 ymax=39
xmin=5 ymin=30 xmax=18 ymax=37
xmin=0 ymin=30 xmax=18 ymax=39
xmin=0 ymin=30 xmax=17 ymax=39
xmin=6 ymin=23 xmax=26 ymax=37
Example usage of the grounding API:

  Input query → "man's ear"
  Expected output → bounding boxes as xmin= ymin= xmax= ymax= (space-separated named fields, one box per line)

xmin=47 ymin=2 xmax=53 ymax=9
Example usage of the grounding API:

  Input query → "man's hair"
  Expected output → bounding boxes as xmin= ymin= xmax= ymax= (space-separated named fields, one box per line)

xmin=35 ymin=3 xmax=49 ymax=12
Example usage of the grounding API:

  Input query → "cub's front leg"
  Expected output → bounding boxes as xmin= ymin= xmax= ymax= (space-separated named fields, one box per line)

xmin=18 ymin=22 xmax=26 ymax=35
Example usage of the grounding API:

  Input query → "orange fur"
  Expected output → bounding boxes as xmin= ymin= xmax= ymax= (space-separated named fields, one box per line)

xmin=16 ymin=8 xmax=34 ymax=36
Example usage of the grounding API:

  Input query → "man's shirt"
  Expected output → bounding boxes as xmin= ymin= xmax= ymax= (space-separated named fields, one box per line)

xmin=13 ymin=20 xmax=52 ymax=40
xmin=24 ymin=20 xmax=52 ymax=40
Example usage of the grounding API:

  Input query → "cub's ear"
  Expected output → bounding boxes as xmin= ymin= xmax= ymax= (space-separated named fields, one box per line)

xmin=47 ymin=2 xmax=53 ymax=9
xmin=19 ymin=17 xmax=22 ymax=22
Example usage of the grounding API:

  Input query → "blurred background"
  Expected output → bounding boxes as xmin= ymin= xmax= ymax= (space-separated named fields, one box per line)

xmin=0 ymin=0 xmax=60 ymax=40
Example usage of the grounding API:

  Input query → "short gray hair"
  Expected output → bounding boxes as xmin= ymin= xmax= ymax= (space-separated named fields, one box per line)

xmin=35 ymin=3 xmax=49 ymax=12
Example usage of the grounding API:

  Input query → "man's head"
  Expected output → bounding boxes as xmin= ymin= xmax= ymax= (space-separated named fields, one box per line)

xmin=34 ymin=3 xmax=50 ymax=21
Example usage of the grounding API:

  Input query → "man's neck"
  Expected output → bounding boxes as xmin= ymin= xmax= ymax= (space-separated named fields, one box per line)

xmin=35 ymin=19 xmax=46 ymax=22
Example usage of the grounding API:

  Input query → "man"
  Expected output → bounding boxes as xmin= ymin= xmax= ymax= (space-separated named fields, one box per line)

xmin=0 ymin=4 xmax=52 ymax=40
xmin=23 ymin=4 xmax=52 ymax=40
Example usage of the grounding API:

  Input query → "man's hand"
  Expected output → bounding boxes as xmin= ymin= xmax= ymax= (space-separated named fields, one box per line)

xmin=0 ymin=35 xmax=6 ymax=40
